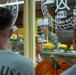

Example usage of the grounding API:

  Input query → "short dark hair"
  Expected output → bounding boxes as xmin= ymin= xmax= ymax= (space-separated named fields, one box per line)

xmin=0 ymin=7 xmax=13 ymax=30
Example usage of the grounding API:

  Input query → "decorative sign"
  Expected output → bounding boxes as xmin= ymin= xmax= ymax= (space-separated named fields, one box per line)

xmin=41 ymin=0 xmax=73 ymax=30
xmin=55 ymin=16 xmax=73 ymax=24
xmin=73 ymin=9 xmax=76 ymax=16
xmin=41 ymin=0 xmax=52 ymax=27
xmin=44 ymin=0 xmax=55 ymax=5
xmin=54 ymin=16 xmax=73 ymax=29
xmin=0 ymin=0 xmax=19 ymax=26
xmin=55 ymin=0 xmax=70 ymax=12
xmin=56 ymin=11 xmax=67 ymax=18
xmin=73 ymin=3 xmax=76 ymax=16
xmin=7 ymin=0 xmax=19 ymax=25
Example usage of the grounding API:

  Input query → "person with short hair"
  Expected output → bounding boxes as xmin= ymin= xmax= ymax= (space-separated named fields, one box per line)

xmin=0 ymin=7 xmax=35 ymax=75
xmin=39 ymin=19 xmax=59 ymax=48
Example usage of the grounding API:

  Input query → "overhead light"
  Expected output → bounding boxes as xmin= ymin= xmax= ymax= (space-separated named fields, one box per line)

xmin=0 ymin=1 xmax=24 ymax=7
xmin=44 ymin=0 xmax=55 ymax=5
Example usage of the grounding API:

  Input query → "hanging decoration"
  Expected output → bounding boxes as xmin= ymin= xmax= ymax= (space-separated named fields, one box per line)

xmin=0 ymin=0 xmax=19 ymax=26
xmin=41 ymin=0 xmax=52 ymax=27
xmin=55 ymin=0 xmax=70 ymax=12
xmin=54 ymin=17 xmax=73 ymax=29
xmin=44 ymin=0 xmax=55 ymax=5
xmin=8 ymin=0 xmax=19 ymax=26
xmin=41 ymin=0 xmax=74 ymax=30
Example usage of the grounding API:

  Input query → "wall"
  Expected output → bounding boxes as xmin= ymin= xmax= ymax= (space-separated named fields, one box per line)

xmin=15 ymin=11 xmax=23 ymax=28
xmin=56 ymin=30 xmax=73 ymax=48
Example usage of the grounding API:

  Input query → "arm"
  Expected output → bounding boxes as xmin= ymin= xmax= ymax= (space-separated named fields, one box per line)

xmin=49 ymin=32 xmax=59 ymax=48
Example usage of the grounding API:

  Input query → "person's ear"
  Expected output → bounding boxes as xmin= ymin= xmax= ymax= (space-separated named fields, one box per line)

xmin=8 ymin=29 xmax=13 ymax=38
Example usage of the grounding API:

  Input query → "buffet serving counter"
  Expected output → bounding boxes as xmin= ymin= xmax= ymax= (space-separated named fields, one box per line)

xmin=40 ymin=51 xmax=76 ymax=64
xmin=8 ymin=41 xmax=24 ymax=55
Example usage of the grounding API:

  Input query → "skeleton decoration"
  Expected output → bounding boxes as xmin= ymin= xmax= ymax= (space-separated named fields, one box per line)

xmin=0 ymin=0 xmax=19 ymax=26
xmin=41 ymin=0 xmax=73 ymax=29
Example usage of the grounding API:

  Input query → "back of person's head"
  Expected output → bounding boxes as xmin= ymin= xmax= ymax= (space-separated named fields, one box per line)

xmin=0 ymin=7 xmax=13 ymax=30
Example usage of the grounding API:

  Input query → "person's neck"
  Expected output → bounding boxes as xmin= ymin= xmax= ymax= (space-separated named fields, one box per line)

xmin=0 ymin=42 xmax=7 ymax=50
xmin=44 ymin=30 xmax=48 ymax=36
xmin=36 ymin=53 xmax=41 ymax=63
xmin=36 ymin=52 xmax=38 ymax=57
